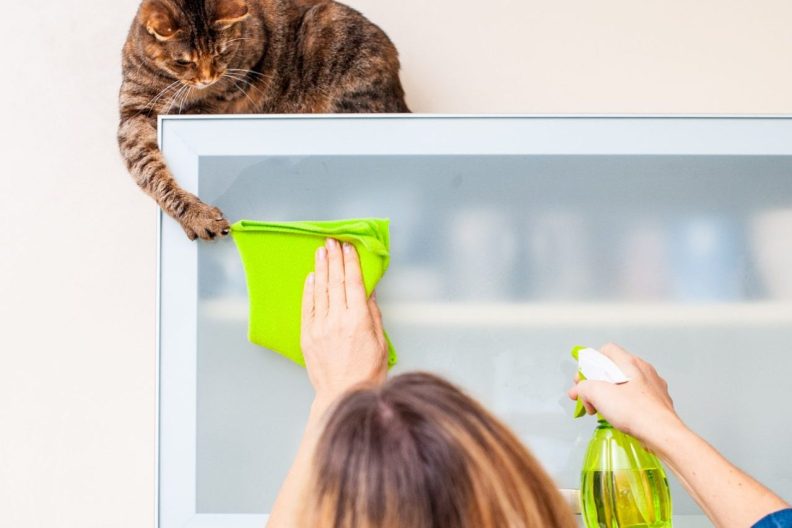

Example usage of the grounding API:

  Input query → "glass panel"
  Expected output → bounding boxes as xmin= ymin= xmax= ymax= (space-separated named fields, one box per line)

xmin=196 ymin=155 xmax=792 ymax=514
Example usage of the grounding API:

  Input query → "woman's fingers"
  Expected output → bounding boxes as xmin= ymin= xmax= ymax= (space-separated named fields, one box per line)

xmin=599 ymin=342 xmax=632 ymax=363
xmin=569 ymin=380 xmax=596 ymax=413
xmin=301 ymin=272 xmax=315 ymax=327
xmin=342 ymin=242 xmax=367 ymax=309
xmin=568 ymin=382 xmax=597 ymax=415
xmin=326 ymin=239 xmax=346 ymax=311
xmin=599 ymin=342 xmax=639 ymax=376
xmin=314 ymin=245 xmax=329 ymax=317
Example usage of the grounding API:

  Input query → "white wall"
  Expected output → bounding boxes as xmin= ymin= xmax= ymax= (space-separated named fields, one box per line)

xmin=1 ymin=1 xmax=791 ymax=526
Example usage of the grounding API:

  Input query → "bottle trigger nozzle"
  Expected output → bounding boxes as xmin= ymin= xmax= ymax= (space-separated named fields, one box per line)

xmin=571 ymin=346 xmax=631 ymax=418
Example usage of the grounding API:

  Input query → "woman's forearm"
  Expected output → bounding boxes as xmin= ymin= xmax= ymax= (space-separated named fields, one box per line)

xmin=655 ymin=423 xmax=788 ymax=528
xmin=267 ymin=398 xmax=332 ymax=527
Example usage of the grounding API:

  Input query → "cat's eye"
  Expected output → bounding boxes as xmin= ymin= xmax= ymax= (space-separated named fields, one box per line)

xmin=175 ymin=59 xmax=194 ymax=66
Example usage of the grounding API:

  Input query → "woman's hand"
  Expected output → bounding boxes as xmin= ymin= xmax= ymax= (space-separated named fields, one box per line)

xmin=567 ymin=343 xmax=684 ymax=451
xmin=568 ymin=344 xmax=790 ymax=528
xmin=301 ymin=238 xmax=388 ymax=408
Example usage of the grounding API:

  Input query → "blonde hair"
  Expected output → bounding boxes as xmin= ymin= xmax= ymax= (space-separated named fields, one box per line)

xmin=309 ymin=372 xmax=577 ymax=528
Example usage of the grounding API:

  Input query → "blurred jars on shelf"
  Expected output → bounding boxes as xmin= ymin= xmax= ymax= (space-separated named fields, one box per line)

xmin=616 ymin=219 xmax=672 ymax=301
xmin=447 ymin=206 xmax=519 ymax=301
xmin=671 ymin=215 xmax=744 ymax=302
xmin=751 ymin=208 xmax=792 ymax=300
xmin=525 ymin=210 xmax=593 ymax=301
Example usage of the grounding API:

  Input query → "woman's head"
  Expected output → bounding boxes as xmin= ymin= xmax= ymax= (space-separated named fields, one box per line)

xmin=310 ymin=372 xmax=576 ymax=528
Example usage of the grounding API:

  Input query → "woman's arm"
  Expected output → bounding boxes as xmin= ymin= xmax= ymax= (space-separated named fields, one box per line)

xmin=656 ymin=425 xmax=788 ymax=527
xmin=267 ymin=398 xmax=332 ymax=527
xmin=268 ymin=238 xmax=389 ymax=527
xmin=569 ymin=344 xmax=789 ymax=528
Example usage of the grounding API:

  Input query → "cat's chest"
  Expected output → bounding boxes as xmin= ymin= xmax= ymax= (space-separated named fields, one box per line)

xmin=192 ymin=77 xmax=325 ymax=115
xmin=206 ymin=88 xmax=263 ymax=114
xmin=216 ymin=95 xmax=256 ymax=114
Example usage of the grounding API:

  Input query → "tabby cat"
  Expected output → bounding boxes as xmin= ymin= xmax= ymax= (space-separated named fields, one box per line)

xmin=118 ymin=0 xmax=409 ymax=240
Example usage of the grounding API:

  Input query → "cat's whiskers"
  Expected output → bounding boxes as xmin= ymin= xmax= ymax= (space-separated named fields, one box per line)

xmin=164 ymin=84 xmax=190 ymax=114
xmin=177 ymin=86 xmax=194 ymax=114
xmin=227 ymin=68 xmax=273 ymax=81
xmin=223 ymin=71 xmax=265 ymax=96
xmin=136 ymin=80 xmax=182 ymax=117
xmin=177 ymin=85 xmax=192 ymax=111
xmin=149 ymin=82 xmax=182 ymax=110
xmin=223 ymin=72 xmax=259 ymax=108
xmin=224 ymin=74 xmax=268 ymax=107
xmin=163 ymin=86 xmax=181 ymax=114
xmin=226 ymin=69 xmax=273 ymax=100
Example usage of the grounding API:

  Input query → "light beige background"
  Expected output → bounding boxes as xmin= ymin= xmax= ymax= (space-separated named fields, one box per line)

xmin=0 ymin=0 xmax=790 ymax=526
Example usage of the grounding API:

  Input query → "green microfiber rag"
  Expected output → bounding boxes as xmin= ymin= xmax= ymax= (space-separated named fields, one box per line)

xmin=231 ymin=218 xmax=397 ymax=367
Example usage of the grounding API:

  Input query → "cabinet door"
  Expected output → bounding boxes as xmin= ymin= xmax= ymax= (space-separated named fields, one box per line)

xmin=159 ymin=117 xmax=792 ymax=527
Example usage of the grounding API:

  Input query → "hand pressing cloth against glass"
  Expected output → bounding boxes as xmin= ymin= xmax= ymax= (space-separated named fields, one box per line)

xmin=231 ymin=218 xmax=397 ymax=367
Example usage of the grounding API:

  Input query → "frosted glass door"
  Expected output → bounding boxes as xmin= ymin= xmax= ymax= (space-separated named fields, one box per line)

xmin=157 ymin=116 xmax=792 ymax=527
xmin=195 ymin=154 xmax=792 ymax=515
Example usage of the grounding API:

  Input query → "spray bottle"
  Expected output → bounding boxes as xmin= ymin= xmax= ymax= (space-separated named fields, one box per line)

xmin=572 ymin=346 xmax=673 ymax=527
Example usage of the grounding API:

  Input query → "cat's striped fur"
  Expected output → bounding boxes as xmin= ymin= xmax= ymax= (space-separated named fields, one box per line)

xmin=118 ymin=0 xmax=409 ymax=240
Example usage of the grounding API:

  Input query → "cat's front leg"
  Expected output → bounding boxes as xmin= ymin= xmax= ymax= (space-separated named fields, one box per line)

xmin=117 ymin=113 xmax=230 ymax=240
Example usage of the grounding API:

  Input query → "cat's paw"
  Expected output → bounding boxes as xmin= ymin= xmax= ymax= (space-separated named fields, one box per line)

xmin=180 ymin=202 xmax=231 ymax=241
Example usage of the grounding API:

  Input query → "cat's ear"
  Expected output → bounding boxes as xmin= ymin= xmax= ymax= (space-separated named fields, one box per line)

xmin=139 ymin=1 xmax=182 ymax=42
xmin=213 ymin=0 xmax=249 ymax=30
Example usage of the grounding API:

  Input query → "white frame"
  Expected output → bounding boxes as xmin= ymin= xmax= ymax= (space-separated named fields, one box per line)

xmin=157 ymin=114 xmax=792 ymax=528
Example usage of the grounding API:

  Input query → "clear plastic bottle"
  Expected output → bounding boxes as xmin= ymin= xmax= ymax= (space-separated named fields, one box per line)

xmin=580 ymin=420 xmax=673 ymax=527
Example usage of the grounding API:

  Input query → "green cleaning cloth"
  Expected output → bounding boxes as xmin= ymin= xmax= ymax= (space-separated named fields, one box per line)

xmin=231 ymin=218 xmax=397 ymax=367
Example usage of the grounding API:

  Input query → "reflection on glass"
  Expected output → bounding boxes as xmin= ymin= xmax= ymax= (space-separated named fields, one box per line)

xmin=195 ymin=155 xmax=792 ymax=514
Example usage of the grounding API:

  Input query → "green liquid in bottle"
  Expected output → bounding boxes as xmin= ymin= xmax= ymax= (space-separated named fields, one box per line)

xmin=580 ymin=421 xmax=672 ymax=527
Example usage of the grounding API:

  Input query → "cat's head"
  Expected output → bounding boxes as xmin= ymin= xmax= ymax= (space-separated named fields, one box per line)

xmin=137 ymin=0 xmax=250 ymax=88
